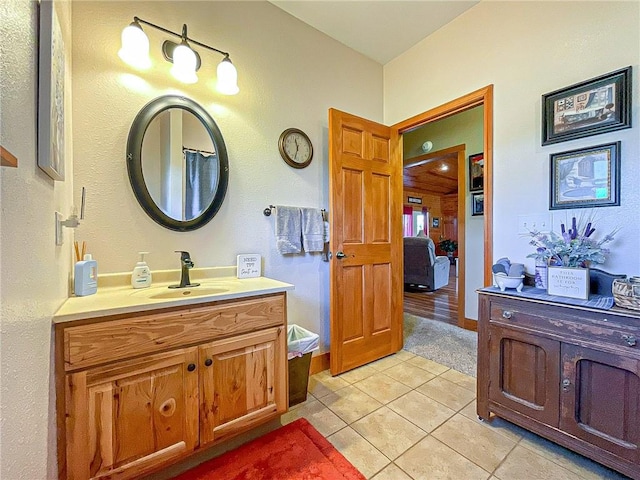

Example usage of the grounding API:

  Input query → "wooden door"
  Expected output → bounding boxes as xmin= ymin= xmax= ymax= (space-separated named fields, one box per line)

xmin=329 ymin=108 xmax=403 ymax=375
xmin=488 ymin=325 xmax=560 ymax=426
xmin=65 ymin=348 xmax=199 ymax=480
xmin=560 ymin=344 xmax=640 ymax=462
xmin=199 ymin=327 xmax=286 ymax=445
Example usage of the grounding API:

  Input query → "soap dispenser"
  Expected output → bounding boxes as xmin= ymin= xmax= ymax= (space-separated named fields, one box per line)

xmin=131 ymin=252 xmax=152 ymax=289
xmin=74 ymin=254 xmax=98 ymax=296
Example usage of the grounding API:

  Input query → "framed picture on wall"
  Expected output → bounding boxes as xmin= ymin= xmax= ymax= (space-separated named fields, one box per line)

xmin=38 ymin=0 xmax=66 ymax=181
xmin=469 ymin=153 xmax=484 ymax=192
xmin=542 ymin=67 xmax=631 ymax=146
xmin=549 ymin=142 xmax=620 ymax=210
xmin=471 ymin=192 xmax=484 ymax=216
xmin=432 ymin=217 xmax=440 ymax=228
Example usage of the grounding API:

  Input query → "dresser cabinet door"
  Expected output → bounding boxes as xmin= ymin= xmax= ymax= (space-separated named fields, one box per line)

xmin=65 ymin=348 xmax=199 ymax=480
xmin=489 ymin=325 xmax=561 ymax=426
xmin=199 ymin=327 xmax=286 ymax=445
xmin=560 ymin=344 xmax=640 ymax=462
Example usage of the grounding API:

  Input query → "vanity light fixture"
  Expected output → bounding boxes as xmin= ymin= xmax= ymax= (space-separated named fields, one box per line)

xmin=118 ymin=17 xmax=239 ymax=95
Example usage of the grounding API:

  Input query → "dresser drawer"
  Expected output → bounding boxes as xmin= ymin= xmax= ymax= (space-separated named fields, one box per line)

xmin=63 ymin=294 xmax=285 ymax=371
xmin=489 ymin=297 xmax=640 ymax=354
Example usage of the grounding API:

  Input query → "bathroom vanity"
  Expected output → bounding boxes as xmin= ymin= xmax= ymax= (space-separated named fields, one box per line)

xmin=477 ymin=290 xmax=640 ymax=479
xmin=54 ymin=271 xmax=293 ymax=480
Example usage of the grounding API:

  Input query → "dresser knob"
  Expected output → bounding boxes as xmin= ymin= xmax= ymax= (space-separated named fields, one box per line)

xmin=622 ymin=335 xmax=637 ymax=347
xmin=502 ymin=311 xmax=513 ymax=320
xmin=204 ymin=358 xmax=213 ymax=367
xmin=187 ymin=363 xmax=196 ymax=372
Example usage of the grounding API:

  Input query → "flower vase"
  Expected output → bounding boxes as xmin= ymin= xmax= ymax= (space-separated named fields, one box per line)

xmin=535 ymin=259 xmax=548 ymax=290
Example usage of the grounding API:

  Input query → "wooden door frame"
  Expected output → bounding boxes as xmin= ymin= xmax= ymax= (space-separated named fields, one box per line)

xmin=393 ymin=85 xmax=493 ymax=330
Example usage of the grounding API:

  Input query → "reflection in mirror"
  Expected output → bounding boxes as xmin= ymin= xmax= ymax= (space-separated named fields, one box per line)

xmin=141 ymin=109 xmax=219 ymax=221
xmin=127 ymin=95 xmax=228 ymax=232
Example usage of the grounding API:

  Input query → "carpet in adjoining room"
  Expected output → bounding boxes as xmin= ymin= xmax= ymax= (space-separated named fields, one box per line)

xmin=403 ymin=313 xmax=478 ymax=377
xmin=171 ymin=418 xmax=365 ymax=480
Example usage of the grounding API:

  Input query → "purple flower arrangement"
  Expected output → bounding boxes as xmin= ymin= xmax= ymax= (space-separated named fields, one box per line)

xmin=526 ymin=215 xmax=617 ymax=268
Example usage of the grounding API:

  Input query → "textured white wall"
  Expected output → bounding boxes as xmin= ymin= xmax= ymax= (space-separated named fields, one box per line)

xmin=385 ymin=1 xmax=640 ymax=312
xmin=0 ymin=0 xmax=74 ymax=478
xmin=71 ymin=2 xmax=383 ymax=352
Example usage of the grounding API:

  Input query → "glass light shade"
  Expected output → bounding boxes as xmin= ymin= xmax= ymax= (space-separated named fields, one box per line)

xmin=118 ymin=22 xmax=151 ymax=69
xmin=217 ymin=58 xmax=239 ymax=95
xmin=170 ymin=44 xmax=198 ymax=84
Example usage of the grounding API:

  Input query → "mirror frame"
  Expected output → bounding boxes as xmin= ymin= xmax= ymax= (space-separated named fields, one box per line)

xmin=126 ymin=95 xmax=229 ymax=231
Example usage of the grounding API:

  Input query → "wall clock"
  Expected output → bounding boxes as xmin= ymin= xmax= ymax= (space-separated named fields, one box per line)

xmin=278 ymin=128 xmax=313 ymax=168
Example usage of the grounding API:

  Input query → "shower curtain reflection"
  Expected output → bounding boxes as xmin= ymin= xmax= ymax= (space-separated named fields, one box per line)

xmin=185 ymin=149 xmax=219 ymax=219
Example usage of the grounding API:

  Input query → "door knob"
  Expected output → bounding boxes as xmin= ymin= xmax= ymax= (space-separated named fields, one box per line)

xmin=335 ymin=251 xmax=347 ymax=259
xmin=562 ymin=379 xmax=571 ymax=391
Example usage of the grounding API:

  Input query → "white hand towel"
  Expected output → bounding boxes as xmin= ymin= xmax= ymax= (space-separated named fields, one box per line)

xmin=275 ymin=206 xmax=302 ymax=254
xmin=301 ymin=207 xmax=324 ymax=253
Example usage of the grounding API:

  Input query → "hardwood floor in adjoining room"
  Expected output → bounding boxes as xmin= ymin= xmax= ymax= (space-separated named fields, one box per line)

xmin=403 ymin=269 xmax=458 ymax=326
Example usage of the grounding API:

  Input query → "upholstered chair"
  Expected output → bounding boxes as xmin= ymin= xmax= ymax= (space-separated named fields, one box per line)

xmin=404 ymin=236 xmax=451 ymax=291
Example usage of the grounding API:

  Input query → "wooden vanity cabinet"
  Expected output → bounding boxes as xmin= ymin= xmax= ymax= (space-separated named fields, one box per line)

xmin=478 ymin=292 xmax=640 ymax=479
xmin=56 ymin=293 xmax=287 ymax=480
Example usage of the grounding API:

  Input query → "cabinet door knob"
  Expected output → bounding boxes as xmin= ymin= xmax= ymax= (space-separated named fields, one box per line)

xmin=502 ymin=310 xmax=513 ymax=319
xmin=187 ymin=363 xmax=196 ymax=372
xmin=562 ymin=379 xmax=571 ymax=391
xmin=204 ymin=358 xmax=213 ymax=367
xmin=622 ymin=334 xmax=637 ymax=347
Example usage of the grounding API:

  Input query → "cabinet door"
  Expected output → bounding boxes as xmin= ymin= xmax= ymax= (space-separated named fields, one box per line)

xmin=65 ymin=348 xmax=199 ymax=480
xmin=199 ymin=327 xmax=286 ymax=445
xmin=561 ymin=344 xmax=640 ymax=462
xmin=489 ymin=325 xmax=560 ymax=426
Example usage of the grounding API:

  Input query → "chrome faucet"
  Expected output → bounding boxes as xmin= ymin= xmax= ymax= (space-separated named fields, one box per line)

xmin=169 ymin=251 xmax=200 ymax=289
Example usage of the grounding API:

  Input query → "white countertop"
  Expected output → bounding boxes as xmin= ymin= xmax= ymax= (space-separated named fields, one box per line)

xmin=54 ymin=267 xmax=294 ymax=323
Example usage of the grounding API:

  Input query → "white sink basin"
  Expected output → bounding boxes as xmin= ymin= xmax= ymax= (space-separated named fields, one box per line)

xmin=131 ymin=280 xmax=244 ymax=300
xmin=148 ymin=287 xmax=230 ymax=299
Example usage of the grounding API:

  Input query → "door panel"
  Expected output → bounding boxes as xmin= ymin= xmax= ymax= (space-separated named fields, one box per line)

xmin=199 ymin=327 xmax=285 ymax=445
xmin=561 ymin=344 xmax=640 ymax=461
xmin=371 ymin=173 xmax=390 ymax=242
xmin=341 ymin=266 xmax=364 ymax=341
xmin=489 ymin=325 xmax=560 ymax=426
xmin=67 ymin=348 xmax=199 ymax=480
xmin=329 ymin=108 xmax=402 ymax=375
xmin=342 ymin=168 xmax=364 ymax=243
xmin=372 ymin=263 xmax=392 ymax=333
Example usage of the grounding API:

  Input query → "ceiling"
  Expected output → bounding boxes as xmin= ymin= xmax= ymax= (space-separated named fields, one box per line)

xmin=270 ymin=1 xmax=479 ymax=64
xmin=404 ymin=153 xmax=458 ymax=195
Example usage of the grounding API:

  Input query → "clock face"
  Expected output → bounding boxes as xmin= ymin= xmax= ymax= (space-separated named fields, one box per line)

xmin=279 ymin=128 xmax=313 ymax=168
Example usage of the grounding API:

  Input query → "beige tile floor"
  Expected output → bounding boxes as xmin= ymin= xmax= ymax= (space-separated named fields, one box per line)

xmin=282 ymin=350 xmax=629 ymax=480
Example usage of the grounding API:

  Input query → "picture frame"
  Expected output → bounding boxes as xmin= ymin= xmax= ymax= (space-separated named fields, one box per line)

xmin=432 ymin=217 xmax=440 ymax=228
xmin=471 ymin=192 xmax=484 ymax=216
xmin=542 ymin=66 xmax=631 ymax=146
xmin=38 ymin=0 xmax=66 ymax=181
xmin=549 ymin=142 xmax=620 ymax=210
xmin=468 ymin=153 xmax=483 ymax=192
xmin=407 ymin=196 xmax=422 ymax=205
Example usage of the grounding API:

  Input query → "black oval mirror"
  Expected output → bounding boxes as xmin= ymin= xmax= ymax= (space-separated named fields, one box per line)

xmin=126 ymin=95 xmax=229 ymax=231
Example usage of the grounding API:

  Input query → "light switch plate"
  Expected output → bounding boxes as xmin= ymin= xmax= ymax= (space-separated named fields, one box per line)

xmin=55 ymin=212 xmax=63 ymax=245
xmin=517 ymin=214 xmax=551 ymax=234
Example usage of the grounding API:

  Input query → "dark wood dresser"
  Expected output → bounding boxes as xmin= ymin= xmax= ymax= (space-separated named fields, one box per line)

xmin=477 ymin=289 xmax=640 ymax=479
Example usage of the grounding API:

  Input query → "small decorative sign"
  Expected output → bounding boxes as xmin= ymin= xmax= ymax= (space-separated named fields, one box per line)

xmin=547 ymin=266 xmax=589 ymax=300
xmin=408 ymin=196 xmax=422 ymax=204
xmin=237 ymin=254 xmax=262 ymax=279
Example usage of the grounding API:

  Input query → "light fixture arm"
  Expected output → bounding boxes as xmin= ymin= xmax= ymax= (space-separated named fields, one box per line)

xmin=133 ymin=16 xmax=230 ymax=58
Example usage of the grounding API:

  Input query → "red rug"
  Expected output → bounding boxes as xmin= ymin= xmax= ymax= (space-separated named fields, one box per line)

xmin=172 ymin=418 xmax=366 ymax=480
